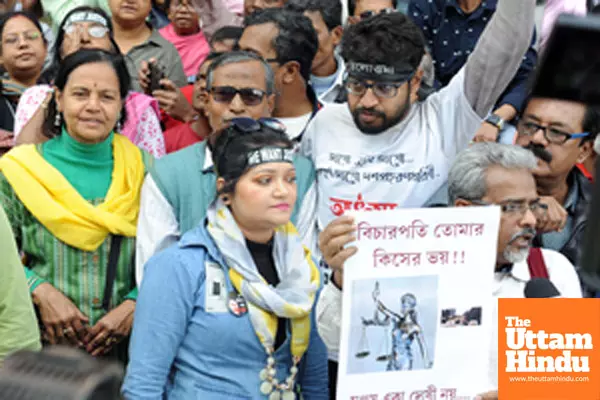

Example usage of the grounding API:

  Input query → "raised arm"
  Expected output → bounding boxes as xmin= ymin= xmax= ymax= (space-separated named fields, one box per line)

xmin=464 ymin=0 xmax=537 ymax=118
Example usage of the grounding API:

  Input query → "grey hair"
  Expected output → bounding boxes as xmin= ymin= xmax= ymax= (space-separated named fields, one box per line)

xmin=205 ymin=50 xmax=276 ymax=94
xmin=448 ymin=143 xmax=537 ymax=204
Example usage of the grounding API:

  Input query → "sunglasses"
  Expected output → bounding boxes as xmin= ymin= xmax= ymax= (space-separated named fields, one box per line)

xmin=359 ymin=7 xmax=396 ymax=20
xmin=63 ymin=24 xmax=109 ymax=39
xmin=210 ymin=86 xmax=268 ymax=106
xmin=228 ymin=117 xmax=286 ymax=134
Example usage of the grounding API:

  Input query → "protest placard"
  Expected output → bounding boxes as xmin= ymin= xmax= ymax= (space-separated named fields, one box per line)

xmin=337 ymin=206 xmax=501 ymax=400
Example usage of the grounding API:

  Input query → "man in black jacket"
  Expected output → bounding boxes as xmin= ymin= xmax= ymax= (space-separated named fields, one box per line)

xmin=515 ymin=97 xmax=599 ymax=271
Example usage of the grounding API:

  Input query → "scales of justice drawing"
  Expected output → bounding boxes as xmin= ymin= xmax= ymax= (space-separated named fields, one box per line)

xmin=355 ymin=281 xmax=433 ymax=371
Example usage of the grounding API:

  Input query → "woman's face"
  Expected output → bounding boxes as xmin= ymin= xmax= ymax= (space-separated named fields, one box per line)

xmin=224 ymin=161 xmax=297 ymax=234
xmin=60 ymin=21 xmax=112 ymax=59
xmin=110 ymin=0 xmax=152 ymax=25
xmin=168 ymin=0 xmax=199 ymax=35
xmin=55 ymin=61 xmax=123 ymax=144
xmin=0 ymin=16 xmax=47 ymax=81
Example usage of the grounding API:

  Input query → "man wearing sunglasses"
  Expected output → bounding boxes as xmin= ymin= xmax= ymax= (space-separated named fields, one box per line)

xmin=238 ymin=9 xmax=321 ymax=143
xmin=347 ymin=0 xmax=397 ymax=24
xmin=135 ymin=51 xmax=317 ymax=284
xmin=515 ymin=97 xmax=599 ymax=280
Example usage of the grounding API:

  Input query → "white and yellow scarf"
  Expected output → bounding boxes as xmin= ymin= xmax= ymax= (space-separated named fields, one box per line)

xmin=207 ymin=198 xmax=320 ymax=358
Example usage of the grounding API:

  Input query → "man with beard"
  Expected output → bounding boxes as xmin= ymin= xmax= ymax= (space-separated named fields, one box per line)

xmin=317 ymin=143 xmax=582 ymax=399
xmin=515 ymin=98 xmax=599 ymax=274
xmin=303 ymin=0 xmax=536 ymax=264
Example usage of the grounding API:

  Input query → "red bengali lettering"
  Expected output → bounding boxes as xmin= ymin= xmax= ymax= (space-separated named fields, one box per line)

xmin=329 ymin=194 xmax=399 ymax=216
xmin=409 ymin=385 xmax=437 ymax=400
xmin=439 ymin=388 xmax=457 ymax=399
xmin=373 ymin=248 xmax=392 ymax=268
xmin=426 ymin=251 xmax=449 ymax=265
xmin=383 ymin=392 xmax=405 ymax=400
xmin=330 ymin=197 xmax=353 ymax=217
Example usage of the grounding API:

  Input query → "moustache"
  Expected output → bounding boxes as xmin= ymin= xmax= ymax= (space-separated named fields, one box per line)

xmin=523 ymin=143 xmax=553 ymax=163
xmin=355 ymin=107 xmax=386 ymax=120
xmin=508 ymin=227 xmax=537 ymax=245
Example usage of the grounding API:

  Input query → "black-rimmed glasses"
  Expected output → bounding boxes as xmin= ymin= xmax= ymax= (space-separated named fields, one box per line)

xmin=517 ymin=120 xmax=590 ymax=145
xmin=345 ymin=76 xmax=411 ymax=98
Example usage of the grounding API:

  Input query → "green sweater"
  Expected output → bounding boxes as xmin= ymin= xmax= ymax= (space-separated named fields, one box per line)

xmin=0 ymin=133 xmax=151 ymax=325
xmin=42 ymin=129 xmax=114 ymax=200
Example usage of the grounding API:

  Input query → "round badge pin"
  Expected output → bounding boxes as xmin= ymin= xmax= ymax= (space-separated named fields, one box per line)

xmin=228 ymin=291 xmax=248 ymax=317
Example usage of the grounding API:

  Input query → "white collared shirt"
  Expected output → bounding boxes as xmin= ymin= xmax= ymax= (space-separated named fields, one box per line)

xmin=314 ymin=56 xmax=346 ymax=104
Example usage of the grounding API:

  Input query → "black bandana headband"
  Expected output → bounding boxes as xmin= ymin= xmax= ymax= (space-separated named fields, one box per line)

xmin=246 ymin=147 xmax=294 ymax=168
xmin=347 ymin=61 xmax=416 ymax=82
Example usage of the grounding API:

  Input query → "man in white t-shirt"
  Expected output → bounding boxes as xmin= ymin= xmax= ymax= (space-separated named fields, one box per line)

xmin=317 ymin=143 xmax=583 ymax=399
xmin=301 ymin=0 xmax=537 ymax=237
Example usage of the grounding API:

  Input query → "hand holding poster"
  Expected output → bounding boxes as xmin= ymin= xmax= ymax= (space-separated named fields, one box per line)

xmin=337 ymin=206 xmax=501 ymax=400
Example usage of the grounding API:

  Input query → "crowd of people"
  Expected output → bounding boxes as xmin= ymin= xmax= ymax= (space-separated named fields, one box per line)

xmin=0 ymin=0 xmax=598 ymax=399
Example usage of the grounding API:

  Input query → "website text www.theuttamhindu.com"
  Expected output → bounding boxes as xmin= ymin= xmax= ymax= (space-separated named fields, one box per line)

xmin=508 ymin=376 xmax=590 ymax=383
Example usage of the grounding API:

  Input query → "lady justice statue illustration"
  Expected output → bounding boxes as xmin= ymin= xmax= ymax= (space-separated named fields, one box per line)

xmin=356 ymin=282 xmax=433 ymax=371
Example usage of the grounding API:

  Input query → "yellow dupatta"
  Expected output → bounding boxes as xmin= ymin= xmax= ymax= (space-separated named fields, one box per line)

xmin=0 ymin=135 xmax=145 ymax=251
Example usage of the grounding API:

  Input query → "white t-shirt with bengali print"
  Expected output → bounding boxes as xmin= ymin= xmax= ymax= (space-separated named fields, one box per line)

xmin=300 ymin=68 xmax=483 ymax=230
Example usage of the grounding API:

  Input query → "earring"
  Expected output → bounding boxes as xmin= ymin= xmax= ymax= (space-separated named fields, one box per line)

xmin=116 ymin=121 xmax=122 ymax=132
xmin=221 ymin=195 xmax=229 ymax=203
xmin=54 ymin=111 xmax=61 ymax=128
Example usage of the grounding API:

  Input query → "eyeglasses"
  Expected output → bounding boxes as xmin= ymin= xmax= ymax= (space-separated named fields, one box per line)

xmin=359 ymin=7 xmax=396 ymax=20
xmin=517 ymin=120 xmax=590 ymax=145
xmin=210 ymin=86 xmax=268 ymax=106
xmin=2 ymin=30 xmax=42 ymax=45
xmin=63 ymin=24 xmax=110 ymax=39
xmin=470 ymin=199 xmax=548 ymax=219
xmin=345 ymin=76 xmax=408 ymax=98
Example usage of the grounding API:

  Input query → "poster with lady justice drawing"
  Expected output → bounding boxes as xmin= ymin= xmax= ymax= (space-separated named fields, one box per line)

xmin=337 ymin=207 xmax=501 ymax=400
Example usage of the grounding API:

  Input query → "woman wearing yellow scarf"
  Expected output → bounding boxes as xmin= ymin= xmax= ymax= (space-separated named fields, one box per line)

xmin=0 ymin=49 xmax=149 ymax=361
xmin=123 ymin=119 xmax=328 ymax=399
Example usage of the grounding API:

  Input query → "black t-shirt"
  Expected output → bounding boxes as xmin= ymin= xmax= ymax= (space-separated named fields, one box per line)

xmin=0 ymin=95 xmax=16 ymax=131
xmin=246 ymin=238 xmax=287 ymax=350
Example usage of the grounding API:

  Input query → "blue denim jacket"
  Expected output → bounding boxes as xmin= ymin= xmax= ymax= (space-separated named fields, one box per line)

xmin=122 ymin=222 xmax=329 ymax=399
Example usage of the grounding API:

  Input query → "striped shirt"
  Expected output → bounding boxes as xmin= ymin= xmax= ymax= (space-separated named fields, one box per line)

xmin=0 ymin=174 xmax=137 ymax=326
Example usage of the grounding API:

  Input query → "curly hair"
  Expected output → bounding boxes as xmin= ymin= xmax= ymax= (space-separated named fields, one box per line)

xmin=341 ymin=12 xmax=424 ymax=70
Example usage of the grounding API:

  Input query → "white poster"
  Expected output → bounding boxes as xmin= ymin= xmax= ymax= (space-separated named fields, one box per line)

xmin=338 ymin=207 xmax=501 ymax=400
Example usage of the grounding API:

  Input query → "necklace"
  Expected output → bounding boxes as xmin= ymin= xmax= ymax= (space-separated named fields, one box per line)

xmin=259 ymin=346 xmax=301 ymax=400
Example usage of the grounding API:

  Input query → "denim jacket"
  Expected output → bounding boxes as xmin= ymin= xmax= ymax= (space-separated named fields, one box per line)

xmin=122 ymin=222 xmax=329 ymax=400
